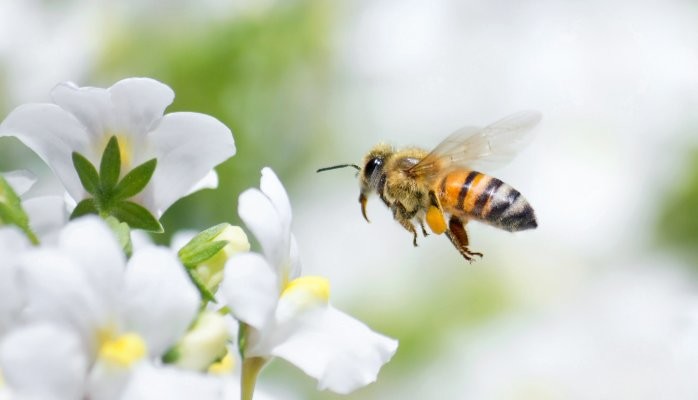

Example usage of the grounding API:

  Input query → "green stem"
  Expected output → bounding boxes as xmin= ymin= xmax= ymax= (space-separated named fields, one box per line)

xmin=241 ymin=356 xmax=267 ymax=400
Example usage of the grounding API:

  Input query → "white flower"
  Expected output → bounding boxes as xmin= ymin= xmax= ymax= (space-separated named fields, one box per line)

xmin=0 ymin=77 xmax=235 ymax=218
xmin=221 ymin=168 xmax=398 ymax=394
xmin=0 ymin=322 xmax=88 ymax=400
xmin=0 ymin=227 xmax=30 ymax=335
xmin=16 ymin=216 xmax=200 ymax=399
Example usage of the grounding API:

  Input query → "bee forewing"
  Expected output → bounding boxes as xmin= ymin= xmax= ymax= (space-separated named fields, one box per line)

xmin=408 ymin=111 xmax=542 ymax=178
xmin=457 ymin=110 xmax=541 ymax=171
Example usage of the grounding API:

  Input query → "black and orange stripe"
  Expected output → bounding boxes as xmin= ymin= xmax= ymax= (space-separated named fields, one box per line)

xmin=436 ymin=169 xmax=537 ymax=232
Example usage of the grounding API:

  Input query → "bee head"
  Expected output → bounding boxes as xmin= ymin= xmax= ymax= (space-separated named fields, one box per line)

xmin=357 ymin=144 xmax=393 ymax=222
xmin=359 ymin=143 xmax=392 ymax=193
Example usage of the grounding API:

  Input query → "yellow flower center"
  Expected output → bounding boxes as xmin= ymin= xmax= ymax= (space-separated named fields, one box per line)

xmin=281 ymin=276 xmax=330 ymax=304
xmin=207 ymin=352 xmax=234 ymax=375
xmin=98 ymin=332 xmax=147 ymax=368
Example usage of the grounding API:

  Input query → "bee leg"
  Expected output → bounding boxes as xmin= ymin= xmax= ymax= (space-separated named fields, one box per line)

xmin=392 ymin=202 xmax=419 ymax=246
xmin=418 ymin=220 xmax=429 ymax=237
xmin=445 ymin=217 xmax=483 ymax=262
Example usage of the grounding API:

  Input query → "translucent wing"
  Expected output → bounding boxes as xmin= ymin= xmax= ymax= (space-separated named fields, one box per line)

xmin=407 ymin=111 xmax=541 ymax=180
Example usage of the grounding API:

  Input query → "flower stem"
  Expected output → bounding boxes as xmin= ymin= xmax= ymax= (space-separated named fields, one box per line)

xmin=241 ymin=356 xmax=267 ymax=400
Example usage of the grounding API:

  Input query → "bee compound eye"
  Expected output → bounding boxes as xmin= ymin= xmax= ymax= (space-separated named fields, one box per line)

xmin=364 ymin=157 xmax=383 ymax=177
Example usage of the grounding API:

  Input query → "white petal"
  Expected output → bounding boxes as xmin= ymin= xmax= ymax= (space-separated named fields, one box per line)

xmin=142 ymin=112 xmax=235 ymax=216
xmin=185 ymin=169 xmax=219 ymax=196
xmin=58 ymin=216 xmax=125 ymax=308
xmin=270 ymin=306 xmax=398 ymax=394
xmin=87 ymin=359 xmax=134 ymax=400
xmin=108 ymin=77 xmax=174 ymax=136
xmin=0 ymin=323 xmax=88 ymax=400
xmin=288 ymin=234 xmax=302 ymax=282
xmin=259 ymin=167 xmax=292 ymax=234
xmin=221 ymin=253 xmax=278 ymax=330
xmin=0 ymin=103 xmax=91 ymax=201
xmin=238 ymin=188 xmax=284 ymax=267
xmin=22 ymin=195 xmax=68 ymax=243
xmin=120 ymin=246 xmax=199 ymax=357
xmin=50 ymin=81 xmax=114 ymax=139
xmin=19 ymin=248 xmax=106 ymax=352
xmin=3 ymin=170 xmax=35 ymax=195
xmin=120 ymin=364 xmax=222 ymax=400
xmin=0 ymin=228 xmax=29 ymax=334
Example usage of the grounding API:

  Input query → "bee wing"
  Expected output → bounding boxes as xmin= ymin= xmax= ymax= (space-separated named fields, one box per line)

xmin=408 ymin=111 xmax=542 ymax=179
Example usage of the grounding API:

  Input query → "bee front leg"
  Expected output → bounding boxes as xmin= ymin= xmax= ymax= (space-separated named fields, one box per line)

xmin=445 ymin=216 xmax=483 ymax=262
xmin=392 ymin=202 xmax=419 ymax=247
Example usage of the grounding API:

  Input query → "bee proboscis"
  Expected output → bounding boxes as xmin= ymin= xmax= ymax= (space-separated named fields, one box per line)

xmin=318 ymin=111 xmax=541 ymax=262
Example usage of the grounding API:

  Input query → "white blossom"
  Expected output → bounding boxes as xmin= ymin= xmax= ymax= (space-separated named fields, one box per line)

xmin=0 ymin=77 xmax=235 ymax=218
xmin=221 ymin=167 xmax=397 ymax=394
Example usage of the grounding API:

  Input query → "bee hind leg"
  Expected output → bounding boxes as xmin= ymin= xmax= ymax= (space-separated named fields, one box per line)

xmin=445 ymin=217 xmax=483 ymax=262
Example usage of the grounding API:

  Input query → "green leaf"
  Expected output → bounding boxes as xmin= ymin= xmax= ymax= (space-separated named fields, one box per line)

xmin=104 ymin=216 xmax=133 ymax=257
xmin=161 ymin=346 xmax=180 ymax=364
xmin=179 ymin=240 xmax=228 ymax=268
xmin=0 ymin=177 xmax=39 ymax=244
xmin=100 ymin=136 xmax=121 ymax=190
xmin=71 ymin=152 xmax=100 ymax=195
xmin=112 ymin=158 xmax=157 ymax=200
xmin=70 ymin=198 xmax=98 ymax=219
xmin=177 ymin=223 xmax=230 ymax=263
xmin=183 ymin=223 xmax=229 ymax=248
xmin=110 ymin=200 xmax=162 ymax=232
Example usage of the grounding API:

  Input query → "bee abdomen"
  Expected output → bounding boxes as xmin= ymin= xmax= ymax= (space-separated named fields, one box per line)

xmin=438 ymin=170 xmax=537 ymax=232
xmin=483 ymin=182 xmax=537 ymax=232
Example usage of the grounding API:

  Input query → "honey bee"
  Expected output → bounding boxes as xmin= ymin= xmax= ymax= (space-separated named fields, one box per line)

xmin=318 ymin=111 xmax=541 ymax=262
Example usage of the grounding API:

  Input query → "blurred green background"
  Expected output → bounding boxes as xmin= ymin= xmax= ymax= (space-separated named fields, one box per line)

xmin=2 ymin=0 xmax=698 ymax=398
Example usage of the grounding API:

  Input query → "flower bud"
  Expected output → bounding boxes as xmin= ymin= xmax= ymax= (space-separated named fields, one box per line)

xmin=166 ymin=311 xmax=230 ymax=371
xmin=179 ymin=224 xmax=250 ymax=293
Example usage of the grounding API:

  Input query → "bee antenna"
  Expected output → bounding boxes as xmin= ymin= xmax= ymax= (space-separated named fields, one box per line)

xmin=316 ymin=164 xmax=361 ymax=173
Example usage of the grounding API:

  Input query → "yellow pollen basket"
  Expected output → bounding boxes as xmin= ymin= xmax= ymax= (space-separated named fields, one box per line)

xmin=208 ymin=352 xmax=234 ymax=375
xmin=99 ymin=333 xmax=147 ymax=368
xmin=426 ymin=205 xmax=447 ymax=234
xmin=282 ymin=276 xmax=331 ymax=304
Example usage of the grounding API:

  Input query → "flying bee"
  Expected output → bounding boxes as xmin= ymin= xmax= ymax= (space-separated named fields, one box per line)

xmin=317 ymin=111 xmax=541 ymax=262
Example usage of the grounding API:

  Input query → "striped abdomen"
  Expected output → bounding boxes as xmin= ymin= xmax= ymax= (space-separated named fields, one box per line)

xmin=436 ymin=170 xmax=537 ymax=232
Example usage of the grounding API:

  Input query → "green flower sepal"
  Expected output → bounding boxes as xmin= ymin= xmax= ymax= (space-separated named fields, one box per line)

xmin=179 ymin=223 xmax=250 ymax=303
xmin=70 ymin=135 xmax=161 ymax=232
xmin=0 ymin=176 xmax=38 ymax=244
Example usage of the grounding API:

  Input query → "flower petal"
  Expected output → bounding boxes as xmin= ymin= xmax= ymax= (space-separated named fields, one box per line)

xmin=19 ymin=248 xmax=106 ymax=352
xmin=108 ymin=77 xmax=174 ymax=136
xmin=0 ymin=228 xmax=29 ymax=334
xmin=22 ymin=195 xmax=68 ymax=243
xmin=141 ymin=112 xmax=235 ymax=216
xmin=50 ymin=81 xmax=114 ymax=139
xmin=119 ymin=364 xmax=222 ymax=400
xmin=185 ymin=169 xmax=219 ymax=196
xmin=238 ymin=187 xmax=284 ymax=270
xmin=270 ymin=305 xmax=398 ymax=394
xmin=0 ymin=323 xmax=88 ymax=399
xmin=259 ymin=167 xmax=291 ymax=234
xmin=3 ymin=170 xmax=35 ymax=195
xmin=58 ymin=216 xmax=126 ymax=308
xmin=0 ymin=103 xmax=91 ymax=201
xmin=120 ymin=246 xmax=199 ymax=357
xmin=221 ymin=253 xmax=278 ymax=331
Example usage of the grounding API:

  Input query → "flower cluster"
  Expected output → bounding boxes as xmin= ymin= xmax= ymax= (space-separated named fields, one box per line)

xmin=0 ymin=78 xmax=397 ymax=399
